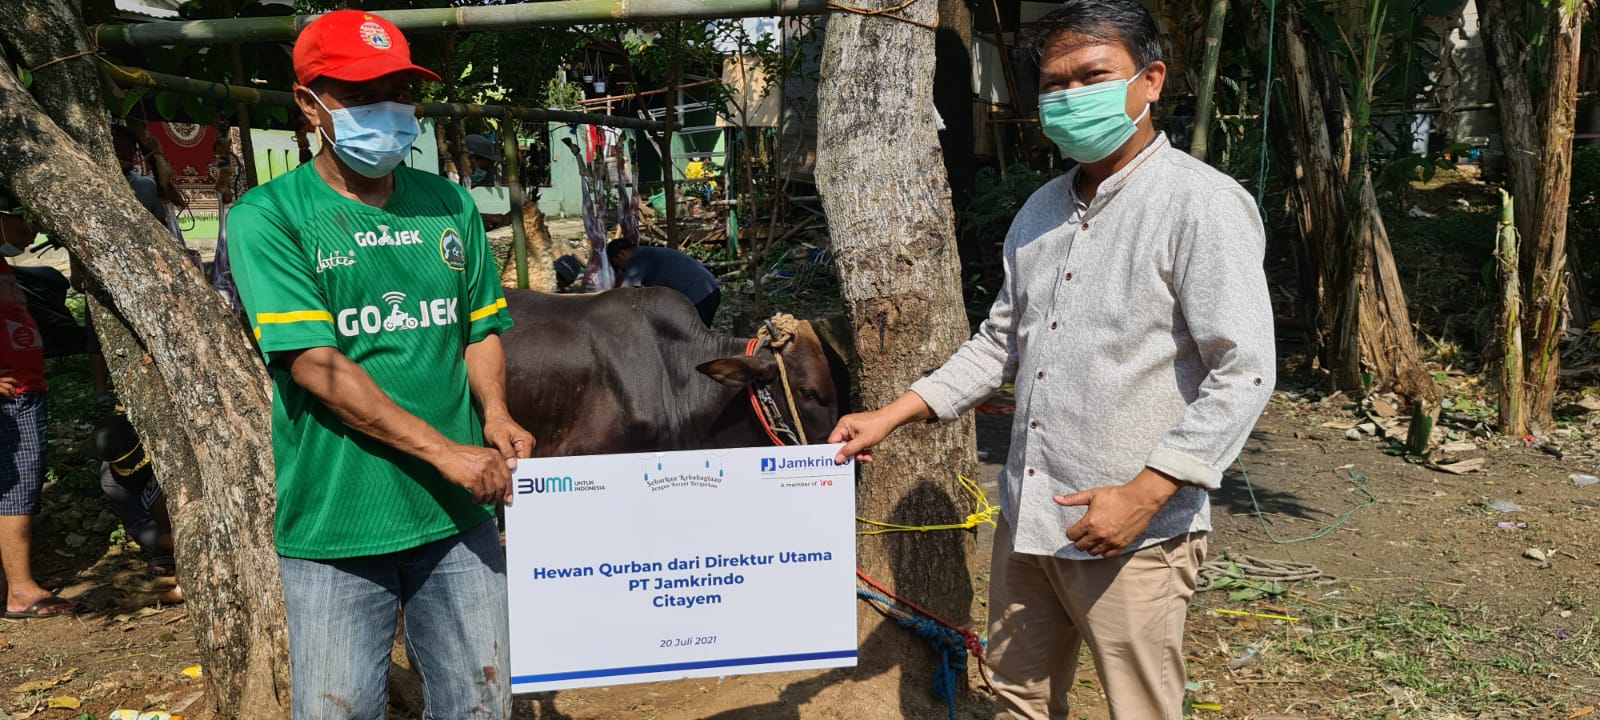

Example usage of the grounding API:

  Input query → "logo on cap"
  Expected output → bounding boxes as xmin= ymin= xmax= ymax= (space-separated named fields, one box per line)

xmin=359 ymin=20 xmax=392 ymax=50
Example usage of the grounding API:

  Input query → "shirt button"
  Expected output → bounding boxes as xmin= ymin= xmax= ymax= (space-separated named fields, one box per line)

xmin=1050 ymin=321 xmax=1058 ymax=330
xmin=1064 ymin=272 xmax=1074 ymax=281
xmin=1081 ymin=222 xmax=1089 ymax=230
xmin=1029 ymin=420 xmax=1038 ymax=429
xmin=1027 ymin=468 xmax=1036 ymax=476
xmin=1036 ymin=371 xmax=1045 ymax=379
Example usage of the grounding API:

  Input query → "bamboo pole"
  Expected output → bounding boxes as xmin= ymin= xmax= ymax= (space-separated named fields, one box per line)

xmin=1189 ymin=0 xmax=1228 ymax=160
xmin=101 ymin=63 xmax=666 ymax=131
xmin=504 ymin=124 xmax=530 ymax=290
xmin=221 ymin=0 xmax=259 ymax=190
xmin=1496 ymin=188 xmax=1526 ymax=436
xmin=97 ymin=0 xmax=827 ymax=49
xmin=663 ymin=23 xmax=681 ymax=249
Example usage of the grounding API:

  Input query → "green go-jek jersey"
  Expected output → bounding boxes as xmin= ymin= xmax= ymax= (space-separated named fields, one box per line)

xmin=227 ymin=163 xmax=512 ymax=559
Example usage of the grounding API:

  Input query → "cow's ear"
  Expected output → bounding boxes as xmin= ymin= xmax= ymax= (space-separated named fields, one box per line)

xmin=697 ymin=356 xmax=778 ymax=386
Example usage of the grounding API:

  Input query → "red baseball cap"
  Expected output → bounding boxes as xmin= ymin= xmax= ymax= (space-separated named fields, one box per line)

xmin=293 ymin=9 xmax=440 ymax=86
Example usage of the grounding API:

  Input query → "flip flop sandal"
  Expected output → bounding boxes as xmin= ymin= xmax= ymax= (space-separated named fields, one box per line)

xmin=4 ymin=596 xmax=76 ymax=619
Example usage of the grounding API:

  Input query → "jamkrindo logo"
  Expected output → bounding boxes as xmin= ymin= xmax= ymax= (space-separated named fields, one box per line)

xmin=760 ymin=455 xmax=847 ymax=473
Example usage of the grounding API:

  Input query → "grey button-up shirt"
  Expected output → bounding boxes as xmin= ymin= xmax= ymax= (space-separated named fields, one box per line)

xmin=909 ymin=134 xmax=1275 ymax=559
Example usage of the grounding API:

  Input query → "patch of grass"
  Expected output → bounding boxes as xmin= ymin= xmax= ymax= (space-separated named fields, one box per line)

xmin=1260 ymin=597 xmax=1579 ymax=716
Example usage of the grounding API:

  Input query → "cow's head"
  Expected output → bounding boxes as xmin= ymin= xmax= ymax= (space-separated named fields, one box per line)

xmin=696 ymin=319 xmax=850 ymax=445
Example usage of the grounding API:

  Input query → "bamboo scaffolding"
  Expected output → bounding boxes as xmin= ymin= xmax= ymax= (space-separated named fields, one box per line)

xmin=96 ymin=0 xmax=828 ymax=49
xmin=102 ymin=63 xmax=666 ymax=131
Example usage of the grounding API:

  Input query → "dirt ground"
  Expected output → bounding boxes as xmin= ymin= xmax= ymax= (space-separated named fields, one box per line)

xmin=6 ymin=371 xmax=1600 ymax=720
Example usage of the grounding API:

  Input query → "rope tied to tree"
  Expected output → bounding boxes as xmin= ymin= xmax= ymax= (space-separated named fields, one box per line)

xmin=28 ymin=27 xmax=104 ymax=73
xmin=856 ymin=569 xmax=993 ymax=720
xmin=827 ymin=0 xmax=938 ymax=31
xmin=856 ymin=475 xmax=999 ymax=535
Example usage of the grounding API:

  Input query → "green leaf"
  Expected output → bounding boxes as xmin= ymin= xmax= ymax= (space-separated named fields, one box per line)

xmin=117 ymin=87 xmax=144 ymax=118
xmin=18 ymin=66 xmax=32 ymax=88
xmin=153 ymin=90 xmax=177 ymax=120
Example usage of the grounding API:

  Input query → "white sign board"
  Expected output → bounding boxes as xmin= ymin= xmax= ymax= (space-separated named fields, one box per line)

xmin=505 ymin=444 xmax=858 ymax=693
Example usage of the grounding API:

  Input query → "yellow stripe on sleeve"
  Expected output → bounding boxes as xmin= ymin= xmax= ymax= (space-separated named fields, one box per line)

xmin=469 ymin=297 xmax=508 ymax=323
xmin=256 ymin=310 xmax=335 ymax=325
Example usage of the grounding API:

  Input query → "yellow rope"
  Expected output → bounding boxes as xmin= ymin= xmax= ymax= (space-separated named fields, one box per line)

xmin=856 ymin=475 xmax=999 ymax=535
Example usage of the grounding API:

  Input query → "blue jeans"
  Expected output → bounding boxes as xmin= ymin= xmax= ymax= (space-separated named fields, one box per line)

xmin=278 ymin=519 xmax=510 ymax=719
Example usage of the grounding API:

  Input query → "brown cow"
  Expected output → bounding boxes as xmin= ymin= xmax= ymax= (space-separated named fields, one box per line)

xmin=500 ymin=287 xmax=848 ymax=456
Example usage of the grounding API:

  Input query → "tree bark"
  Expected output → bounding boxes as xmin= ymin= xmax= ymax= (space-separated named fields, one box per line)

xmin=1482 ymin=0 xmax=1587 ymax=431
xmin=1273 ymin=5 xmax=1434 ymax=405
xmin=818 ymin=2 xmax=978 ymax=716
xmin=0 ymin=2 xmax=290 ymax=715
xmin=501 ymin=205 xmax=559 ymax=291
xmin=1276 ymin=8 xmax=1360 ymax=389
xmin=1497 ymin=189 xmax=1527 ymax=436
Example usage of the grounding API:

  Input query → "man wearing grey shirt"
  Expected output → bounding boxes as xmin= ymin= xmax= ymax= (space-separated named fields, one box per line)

xmin=829 ymin=1 xmax=1274 ymax=717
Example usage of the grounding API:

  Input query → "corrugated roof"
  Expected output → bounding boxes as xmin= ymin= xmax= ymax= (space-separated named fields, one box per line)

xmin=114 ymin=0 xmax=180 ymax=19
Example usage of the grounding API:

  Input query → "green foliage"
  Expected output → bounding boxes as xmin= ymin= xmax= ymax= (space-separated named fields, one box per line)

xmin=961 ymin=164 xmax=1054 ymax=249
xmin=1377 ymin=143 xmax=1469 ymax=194
xmin=102 ymin=0 xmax=296 ymax=126
xmin=543 ymin=76 xmax=585 ymax=111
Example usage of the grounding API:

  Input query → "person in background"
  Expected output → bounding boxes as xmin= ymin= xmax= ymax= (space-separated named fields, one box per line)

xmin=828 ymin=1 xmax=1275 ymax=717
xmin=464 ymin=133 xmax=501 ymax=188
xmin=553 ymin=254 xmax=584 ymax=293
xmin=606 ymin=239 xmax=721 ymax=327
xmin=112 ymin=125 xmax=169 ymax=224
xmin=0 ymin=189 xmax=74 ymax=619
xmin=91 ymin=414 xmax=178 ymax=586
xmin=464 ymin=134 xmax=510 ymax=230
xmin=227 ymin=10 xmax=528 ymax=717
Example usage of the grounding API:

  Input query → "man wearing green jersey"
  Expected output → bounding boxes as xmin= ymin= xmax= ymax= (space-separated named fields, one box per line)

xmin=226 ymin=10 xmax=531 ymax=718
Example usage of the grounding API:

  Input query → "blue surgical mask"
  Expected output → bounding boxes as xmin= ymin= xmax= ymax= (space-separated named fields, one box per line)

xmin=314 ymin=96 xmax=419 ymax=178
xmin=1038 ymin=67 xmax=1150 ymax=163
xmin=470 ymin=168 xmax=488 ymax=184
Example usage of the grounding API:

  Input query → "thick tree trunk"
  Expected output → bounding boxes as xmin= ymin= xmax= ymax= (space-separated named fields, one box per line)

xmin=1276 ymin=9 xmax=1360 ymax=389
xmin=1482 ymin=0 xmax=1587 ymax=431
xmin=0 ymin=2 xmax=290 ymax=716
xmin=818 ymin=3 xmax=978 ymax=717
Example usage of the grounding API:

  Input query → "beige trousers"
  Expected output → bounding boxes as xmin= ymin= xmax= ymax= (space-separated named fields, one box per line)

xmin=986 ymin=518 xmax=1207 ymax=720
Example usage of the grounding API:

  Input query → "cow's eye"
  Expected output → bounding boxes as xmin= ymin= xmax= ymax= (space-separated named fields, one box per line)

xmin=798 ymin=388 xmax=824 ymax=404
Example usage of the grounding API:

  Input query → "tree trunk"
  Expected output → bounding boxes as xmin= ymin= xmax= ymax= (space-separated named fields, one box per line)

xmin=1497 ymin=189 xmax=1527 ymax=436
xmin=1275 ymin=6 xmax=1434 ymax=403
xmin=1482 ymin=0 xmax=1587 ymax=432
xmin=1523 ymin=2 xmax=1583 ymax=432
xmin=1276 ymin=8 xmax=1360 ymax=389
xmin=1189 ymin=0 xmax=1230 ymax=161
xmin=501 ymin=204 xmax=559 ymax=291
xmin=1479 ymin=0 xmax=1541 ymax=250
xmin=0 ymin=2 xmax=290 ymax=716
xmin=817 ymin=3 xmax=978 ymax=717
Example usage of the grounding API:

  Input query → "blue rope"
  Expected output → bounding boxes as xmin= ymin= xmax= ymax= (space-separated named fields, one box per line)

xmin=856 ymin=589 xmax=966 ymax=720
